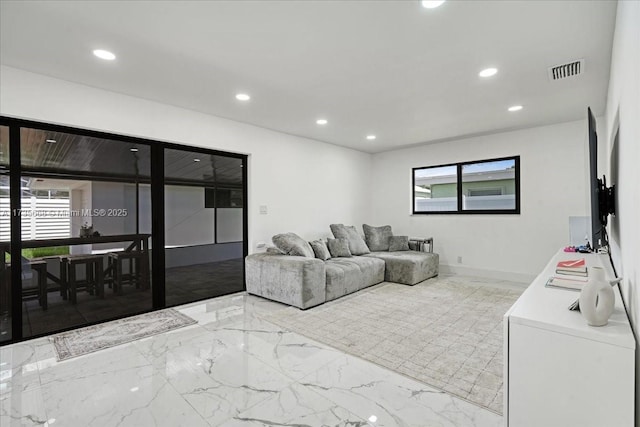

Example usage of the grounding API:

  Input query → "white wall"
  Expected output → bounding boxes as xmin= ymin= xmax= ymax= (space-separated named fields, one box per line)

xmin=217 ymin=208 xmax=243 ymax=243
xmin=163 ymin=186 xmax=243 ymax=246
xmin=70 ymin=184 xmax=91 ymax=238
xmin=371 ymin=120 xmax=590 ymax=282
xmin=0 ymin=66 xmax=373 ymax=250
xmin=123 ymin=183 xmax=152 ymax=235
xmin=164 ymin=185 xmax=215 ymax=247
xmin=603 ymin=0 xmax=640 ymax=419
xmin=91 ymin=181 xmax=126 ymax=237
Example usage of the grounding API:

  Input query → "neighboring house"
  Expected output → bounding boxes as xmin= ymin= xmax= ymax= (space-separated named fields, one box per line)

xmin=0 ymin=181 xmax=70 ymax=241
xmin=415 ymin=168 xmax=516 ymax=211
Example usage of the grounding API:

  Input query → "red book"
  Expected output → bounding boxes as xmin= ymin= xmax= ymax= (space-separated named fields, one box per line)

xmin=557 ymin=259 xmax=586 ymax=269
xmin=556 ymin=258 xmax=587 ymax=277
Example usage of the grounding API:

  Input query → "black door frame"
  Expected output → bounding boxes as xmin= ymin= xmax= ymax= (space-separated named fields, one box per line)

xmin=0 ymin=116 xmax=248 ymax=345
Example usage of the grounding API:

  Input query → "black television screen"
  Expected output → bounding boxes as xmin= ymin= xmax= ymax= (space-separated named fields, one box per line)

xmin=587 ymin=107 xmax=600 ymax=249
xmin=587 ymin=107 xmax=615 ymax=250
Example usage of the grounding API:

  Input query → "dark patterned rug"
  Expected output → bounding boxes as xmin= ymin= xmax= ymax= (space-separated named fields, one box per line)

xmin=51 ymin=309 xmax=197 ymax=361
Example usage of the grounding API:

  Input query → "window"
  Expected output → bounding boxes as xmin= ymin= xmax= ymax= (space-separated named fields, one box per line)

xmin=413 ymin=156 xmax=520 ymax=214
xmin=467 ymin=188 xmax=502 ymax=197
xmin=413 ymin=164 xmax=458 ymax=212
xmin=204 ymin=188 xmax=244 ymax=208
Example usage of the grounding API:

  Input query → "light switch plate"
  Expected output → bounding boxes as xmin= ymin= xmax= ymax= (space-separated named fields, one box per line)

xmin=259 ymin=205 xmax=268 ymax=215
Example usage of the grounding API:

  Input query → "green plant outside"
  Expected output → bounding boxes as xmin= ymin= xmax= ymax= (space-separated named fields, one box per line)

xmin=5 ymin=246 xmax=70 ymax=262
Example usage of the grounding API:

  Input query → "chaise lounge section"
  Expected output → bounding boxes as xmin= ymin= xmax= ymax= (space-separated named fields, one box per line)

xmin=245 ymin=224 xmax=439 ymax=309
xmin=363 ymin=250 xmax=439 ymax=285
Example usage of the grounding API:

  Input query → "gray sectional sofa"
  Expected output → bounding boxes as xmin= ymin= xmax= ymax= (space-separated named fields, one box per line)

xmin=245 ymin=224 xmax=439 ymax=309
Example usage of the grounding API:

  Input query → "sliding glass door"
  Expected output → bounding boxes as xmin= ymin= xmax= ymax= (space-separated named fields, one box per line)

xmin=163 ymin=148 xmax=245 ymax=307
xmin=0 ymin=117 xmax=247 ymax=345
xmin=0 ymin=125 xmax=11 ymax=342
xmin=17 ymin=127 xmax=153 ymax=339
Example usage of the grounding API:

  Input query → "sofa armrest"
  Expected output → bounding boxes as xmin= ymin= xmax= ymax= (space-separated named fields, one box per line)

xmin=245 ymin=253 xmax=326 ymax=309
xmin=409 ymin=237 xmax=433 ymax=253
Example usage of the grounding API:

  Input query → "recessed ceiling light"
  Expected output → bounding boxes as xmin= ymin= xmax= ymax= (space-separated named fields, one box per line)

xmin=366 ymin=135 xmax=377 ymax=140
xmin=235 ymin=93 xmax=251 ymax=101
xmin=479 ymin=67 xmax=498 ymax=78
xmin=193 ymin=158 xmax=201 ymax=162
xmin=130 ymin=148 xmax=139 ymax=152
xmin=93 ymin=49 xmax=116 ymax=61
xmin=316 ymin=119 xmax=328 ymax=125
xmin=422 ymin=0 xmax=445 ymax=8
xmin=508 ymin=105 xmax=523 ymax=112
xmin=45 ymin=139 xmax=57 ymax=143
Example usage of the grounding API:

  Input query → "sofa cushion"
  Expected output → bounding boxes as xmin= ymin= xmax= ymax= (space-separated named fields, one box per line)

xmin=364 ymin=251 xmax=439 ymax=285
xmin=363 ymin=224 xmax=393 ymax=251
xmin=327 ymin=238 xmax=352 ymax=258
xmin=325 ymin=256 xmax=385 ymax=301
xmin=389 ymin=236 xmax=410 ymax=252
xmin=309 ymin=239 xmax=331 ymax=261
xmin=266 ymin=246 xmax=285 ymax=255
xmin=272 ymin=232 xmax=315 ymax=258
xmin=330 ymin=224 xmax=370 ymax=255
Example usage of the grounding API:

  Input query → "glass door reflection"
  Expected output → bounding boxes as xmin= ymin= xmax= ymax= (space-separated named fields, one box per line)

xmin=17 ymin=128 xmax=152 ymax=338
xmin=0 ymin=125 xmax=11 ymax=342
xmin=164 ymin=148 xmax=244 ymax=306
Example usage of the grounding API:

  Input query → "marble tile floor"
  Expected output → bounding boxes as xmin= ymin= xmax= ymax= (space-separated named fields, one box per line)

xmin=1 ymin=291 xmax=503 ymax=426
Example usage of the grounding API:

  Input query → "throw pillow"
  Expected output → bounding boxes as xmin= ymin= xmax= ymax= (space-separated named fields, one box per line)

xmin=327 ymin=238 xmax=352 ymax=258
xmin=329 ymin=224 xmax=370 ymax=255
xmin=272 ymin=232 xmax=315 ymax=258
xmin=266 ymin=246 xmax=285 ymax=255
xmin=363 ymin=224 xmax=393 ymax=251
xmin=389 ymin=235 xmax=410 ymax=252
xmin=309 ymin=240 xmax=331 ymax=261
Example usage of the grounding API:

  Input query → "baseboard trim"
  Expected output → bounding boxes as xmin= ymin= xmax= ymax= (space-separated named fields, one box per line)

xmin=439 ymin=264 xmax=535 ymax=285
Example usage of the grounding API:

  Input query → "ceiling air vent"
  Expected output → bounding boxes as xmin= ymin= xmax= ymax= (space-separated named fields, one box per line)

xmin=548 ymin=59 xmax=584 ymax=81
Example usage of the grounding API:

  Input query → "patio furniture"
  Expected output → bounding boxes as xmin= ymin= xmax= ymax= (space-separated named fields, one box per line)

xmin=0 ymin=234 xmax=151 ymax=302
xmin=108 ymin=251 xmax=149 ymax=295
xmin=64 ymin=255 xmax=105 ymax=304
xmin=29 ymin=260 xmax=48 ymax=310
xmin=4 ymin=260 xmax=49 ymax=310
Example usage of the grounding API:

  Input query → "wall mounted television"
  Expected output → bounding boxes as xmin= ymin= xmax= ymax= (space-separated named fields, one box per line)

xmin=587 ymin=107 xmax=615 ymax=250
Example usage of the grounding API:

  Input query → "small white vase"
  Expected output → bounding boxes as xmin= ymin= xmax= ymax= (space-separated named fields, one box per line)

xmin=579 ymin=266 xmax=615 ymax=326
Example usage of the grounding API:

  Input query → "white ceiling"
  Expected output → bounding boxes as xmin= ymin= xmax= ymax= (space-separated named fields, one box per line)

xmin=0 ymin=1 xmax=617 ymax=153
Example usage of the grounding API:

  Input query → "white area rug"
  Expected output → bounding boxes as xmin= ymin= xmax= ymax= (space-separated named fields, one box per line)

xmin=262 ymin=276 xmax=523 ymax=414
xmin=52 ymin=309 xmax=197 ymax=361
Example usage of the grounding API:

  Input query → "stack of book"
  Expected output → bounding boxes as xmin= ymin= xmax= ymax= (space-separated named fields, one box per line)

xmin=546 ymin=259 xmax=589 ymax=291
xmin=555 ymin=259 xmax=587 ymax=277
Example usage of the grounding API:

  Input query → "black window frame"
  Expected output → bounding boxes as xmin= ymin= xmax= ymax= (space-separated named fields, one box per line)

xmin=412 ymin=155 xmax=520 ymax=215
xmin=0 ymin=115 xmax=249 ymax=346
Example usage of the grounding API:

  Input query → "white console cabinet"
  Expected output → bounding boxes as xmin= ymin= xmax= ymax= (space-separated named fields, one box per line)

xmin=503 ymin=250 xmax=635 ymax=427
